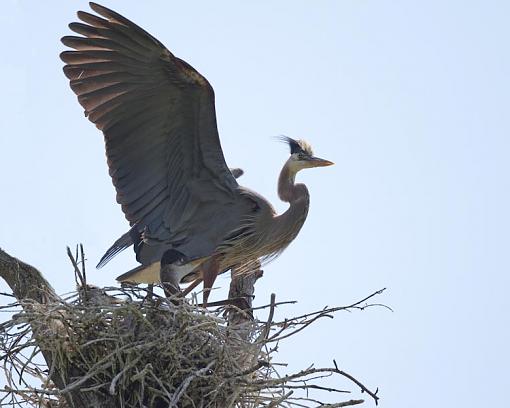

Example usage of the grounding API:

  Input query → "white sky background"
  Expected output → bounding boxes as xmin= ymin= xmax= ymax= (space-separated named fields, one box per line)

xmin=1 ymin=0 xmax=509 ymax=406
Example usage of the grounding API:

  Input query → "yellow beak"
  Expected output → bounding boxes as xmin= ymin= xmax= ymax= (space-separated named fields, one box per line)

xmin=309 ymin=156 xmax=334 ymax=167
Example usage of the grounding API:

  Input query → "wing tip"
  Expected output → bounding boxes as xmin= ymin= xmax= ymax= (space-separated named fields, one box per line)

xmin=89 ymin=2 xmax=104 ymax=13
xmin=89 ymin=2 xmax=129 ymax=26
xmin=96 ymin=231 xmax=134 ymax=269
xmin=96 ymin=246 xmax=121 ymax=269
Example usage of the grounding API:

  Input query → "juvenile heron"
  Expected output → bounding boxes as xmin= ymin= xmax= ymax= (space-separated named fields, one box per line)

xmin=60 ymin=3 xmax=333 ymax=304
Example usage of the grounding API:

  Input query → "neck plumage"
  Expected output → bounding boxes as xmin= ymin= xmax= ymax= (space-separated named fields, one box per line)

xmin=270 ymin=159 xmax=310 ymax=251
xmin=278 ymin=160 xmax=308 ymax=204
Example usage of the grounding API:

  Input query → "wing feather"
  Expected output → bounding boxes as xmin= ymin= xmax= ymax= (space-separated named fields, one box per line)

xmin=61 ymin=3 xmax=242 ymax=264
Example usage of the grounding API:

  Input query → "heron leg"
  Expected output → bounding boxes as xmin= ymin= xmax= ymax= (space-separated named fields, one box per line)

xmin=181 ymin=278 xmax=203 ymax=297
xmin=201 ymin=256 xmax=221 ymax=307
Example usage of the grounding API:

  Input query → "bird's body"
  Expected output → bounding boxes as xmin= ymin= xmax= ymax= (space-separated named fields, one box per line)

xmin=116 ymin=159 xmax=311 ymax=286
xmin=61 ymin=3 xmax=332 ymax=303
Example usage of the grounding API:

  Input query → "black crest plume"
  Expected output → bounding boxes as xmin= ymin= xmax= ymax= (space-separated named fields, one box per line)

xmin=278 ymin=136 xmax=314 ymax=155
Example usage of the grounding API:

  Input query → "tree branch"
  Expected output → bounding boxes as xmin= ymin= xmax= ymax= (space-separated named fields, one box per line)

xmin=227 ymin=260 xmax=263 ymax=329
xmin=0 ymin=247 xmax=59 ymax=304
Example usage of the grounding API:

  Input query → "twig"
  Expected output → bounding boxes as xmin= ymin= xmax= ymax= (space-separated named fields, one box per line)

xmin=80 ymin=244 xmax=86 ymax=285
xmin=226 ymin=360 xmax=271 ymax=378
xmin=317 ymin=399 xmax=365 ymax=407
xmin=267 ymin=390 xmax=293 ymax=407
xmin=168 ymin=361 xmax=215 ymax=407
xmin=277 ymin=288 xmax=389 ymax=324
xmin=333 ymin=360 xmax=379 ymax=405
xmin=258 ymin=293 xmax=276 ymax=342
xmin=66 ymin=246 xmax=84 ymax=288
xmin=250 ymin=300 xmax=297 ymax=311
xmin=109 ymin=356 xmax=141 ymax=395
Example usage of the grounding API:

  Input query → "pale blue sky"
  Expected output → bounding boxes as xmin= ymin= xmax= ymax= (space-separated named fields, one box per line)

xmin=1 ymin=1 xmax=509 ymax=406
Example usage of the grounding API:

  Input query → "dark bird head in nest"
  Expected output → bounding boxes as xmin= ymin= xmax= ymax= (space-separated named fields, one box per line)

xmin=279 ymin=136 xmax=334 ymax=172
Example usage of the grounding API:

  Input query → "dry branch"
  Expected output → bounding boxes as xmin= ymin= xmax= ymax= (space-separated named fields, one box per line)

xmin=0 ymin=248 xmax=58 ymax=304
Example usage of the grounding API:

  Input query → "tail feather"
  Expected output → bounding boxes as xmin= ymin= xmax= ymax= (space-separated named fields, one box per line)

xmin=116 ymin=262 xmax=160 ymax=284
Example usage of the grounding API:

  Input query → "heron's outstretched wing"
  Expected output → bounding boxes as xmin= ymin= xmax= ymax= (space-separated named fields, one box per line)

xmin=61 ymin=3 xmax=241 ymax=261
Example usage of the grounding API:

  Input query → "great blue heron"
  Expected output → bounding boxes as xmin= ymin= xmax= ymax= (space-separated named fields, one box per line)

xmin=60 ymin=3 xmax=333 ymax=304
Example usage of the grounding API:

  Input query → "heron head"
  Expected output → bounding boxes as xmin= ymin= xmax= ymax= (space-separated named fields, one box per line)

xmin=280 ymin=136 xmax=334 ymax=172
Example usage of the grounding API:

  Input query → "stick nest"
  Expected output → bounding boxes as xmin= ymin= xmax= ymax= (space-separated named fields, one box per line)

xmin=0 ymin=284 xmax=385 ymax=407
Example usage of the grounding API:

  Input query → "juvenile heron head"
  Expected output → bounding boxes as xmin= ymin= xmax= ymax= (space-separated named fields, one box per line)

xmin=280 ymin=136 xmax=334 ymax=172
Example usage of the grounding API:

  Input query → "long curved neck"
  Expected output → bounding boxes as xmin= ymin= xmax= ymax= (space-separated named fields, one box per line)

xmin=269 ymin=159 xmax=310 ymax=249
xmin=278 ymin=160 xmax=307 ymax=203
